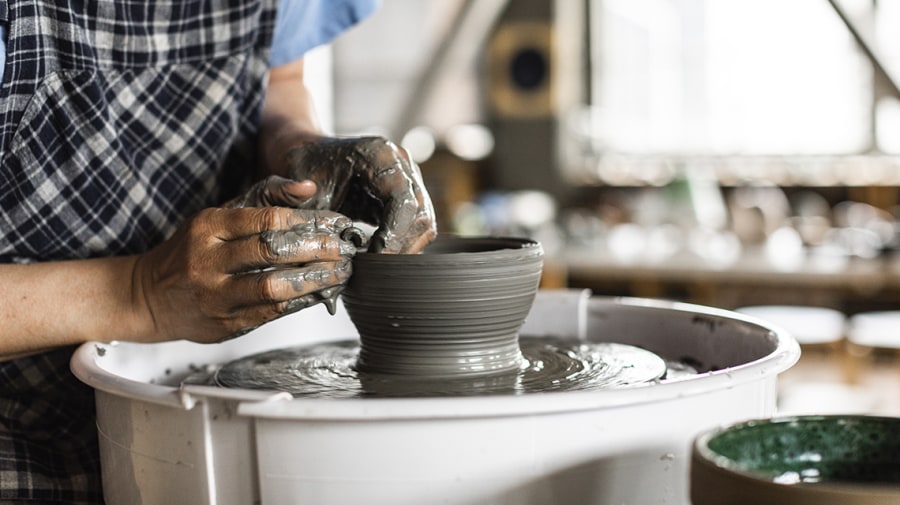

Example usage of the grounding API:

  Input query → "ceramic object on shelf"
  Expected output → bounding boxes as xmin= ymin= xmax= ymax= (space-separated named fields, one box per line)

xmin=342 ymin=235 xmax=544 ymax=378
xmin=691 ymin=415 xmax=900 ymax=505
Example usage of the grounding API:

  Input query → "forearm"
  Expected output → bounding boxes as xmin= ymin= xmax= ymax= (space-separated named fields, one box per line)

xmin=0 ymin=256 xmax=151 ymax=357
xmin=259 ymin=58 xmax=324 ymax=177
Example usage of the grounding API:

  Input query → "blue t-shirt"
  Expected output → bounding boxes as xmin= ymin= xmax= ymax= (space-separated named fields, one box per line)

xmin=0 ymin=0 xmax=378 ymax=76
xmin=271 ymin=0 xmax=378 ymax=66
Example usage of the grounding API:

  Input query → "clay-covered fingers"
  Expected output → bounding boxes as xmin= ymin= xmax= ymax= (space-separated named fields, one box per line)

xmin=210 ymin=207 xmax=358 ymax=319
xmin=282 ymin=135 xmax=437 ymax=254
xmin=364 ymin=139 xmax=437 ymax=253
xmin=133 ymin=206 xmax=360 ymax=344
xmin=202 ymin=206 xmax=352 ymax=242
xmin=226 ymin=260 xmax=352 ymax=322
xmin=211 ymin=211 xmax=358 ymax=273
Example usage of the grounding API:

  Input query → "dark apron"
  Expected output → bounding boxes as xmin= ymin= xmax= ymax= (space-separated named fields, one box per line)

xmin=0 ymin=0 xmax=277 ymax=502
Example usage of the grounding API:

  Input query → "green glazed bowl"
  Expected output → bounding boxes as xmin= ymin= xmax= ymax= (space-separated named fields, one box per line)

xmin=691 ymin=416 xmax=900 ymax=505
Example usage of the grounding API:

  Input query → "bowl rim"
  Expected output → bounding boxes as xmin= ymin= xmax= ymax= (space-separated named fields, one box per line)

xmin=354 ymin=235 xmax=543 ymax=264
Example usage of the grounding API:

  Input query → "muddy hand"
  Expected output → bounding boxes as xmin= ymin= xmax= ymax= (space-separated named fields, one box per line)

xmin=224 ymin=175 xmax=363 ymax=317
xmin=133 ymin=206 xmax=358 ymax=343
xmin=284 ymin=136 xmax=437 ymax=253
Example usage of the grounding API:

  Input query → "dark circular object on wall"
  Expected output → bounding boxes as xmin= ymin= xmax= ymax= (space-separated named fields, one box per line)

xmin=510 ymin=47 xmax=548 ymax=91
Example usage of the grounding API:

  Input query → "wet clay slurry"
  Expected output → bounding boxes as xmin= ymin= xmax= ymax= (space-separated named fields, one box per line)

xmin=342 ymin=236 xmax=544 ymax=378
xmin=210 ymin=337 xmax=668 ymax=398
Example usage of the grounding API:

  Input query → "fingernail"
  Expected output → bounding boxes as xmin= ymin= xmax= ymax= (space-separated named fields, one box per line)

xmin=293 ymin=179 xmax=317 ymax=191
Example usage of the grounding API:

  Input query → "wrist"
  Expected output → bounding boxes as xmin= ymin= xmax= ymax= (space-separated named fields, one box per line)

xmin=125 ymin=254 xmax=164 ymax=343
xmin=259 ymin=119 xmax=324 ymax=177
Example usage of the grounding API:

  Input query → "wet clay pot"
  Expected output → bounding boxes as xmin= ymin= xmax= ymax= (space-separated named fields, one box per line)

xmin=341 ymin=236 xmax=543 ymax=378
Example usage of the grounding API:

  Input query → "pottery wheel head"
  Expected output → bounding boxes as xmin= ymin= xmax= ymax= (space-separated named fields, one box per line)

xmin=210 ymin=338 xmax=668 ymax=398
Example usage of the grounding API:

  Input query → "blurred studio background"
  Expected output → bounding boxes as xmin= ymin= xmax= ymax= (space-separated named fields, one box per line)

xmin=307 ymin=0 xmax=900 ymax=412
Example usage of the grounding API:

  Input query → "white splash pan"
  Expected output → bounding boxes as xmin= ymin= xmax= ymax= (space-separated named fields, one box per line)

xmin=71 ymin=290 xmax=799 ymax=505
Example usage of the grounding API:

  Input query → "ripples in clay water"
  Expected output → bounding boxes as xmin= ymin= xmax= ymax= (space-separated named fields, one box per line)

xmin=203 ymin=337 xmax=676 ymax=398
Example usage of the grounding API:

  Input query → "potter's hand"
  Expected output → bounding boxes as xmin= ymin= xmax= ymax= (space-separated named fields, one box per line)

xmin=283 ymin=136 xmax=437 ymax=253
xmin=133 ymin=206 xmax=357 ymax=343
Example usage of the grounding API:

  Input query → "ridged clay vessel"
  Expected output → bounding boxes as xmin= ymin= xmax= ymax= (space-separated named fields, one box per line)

xmin=342 ymin=236 xmax=543 ymax=378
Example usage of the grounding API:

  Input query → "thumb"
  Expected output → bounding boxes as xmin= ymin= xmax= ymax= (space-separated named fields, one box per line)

xmin=226 ymin=176 xmax=318 ymax=208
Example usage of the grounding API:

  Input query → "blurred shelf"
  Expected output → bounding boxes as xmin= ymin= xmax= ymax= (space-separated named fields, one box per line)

xmin=563 ymin=154 xmax=900 ymax=188
xmin=560 ymin=246 xmax=900 ymax=310
xmin=564 ymin=247 xmax=887 ymax=287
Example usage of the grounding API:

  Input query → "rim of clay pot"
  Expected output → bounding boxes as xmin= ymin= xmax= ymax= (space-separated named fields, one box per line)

xmin=352 ymin=235 xmax=542 ymax=264
xmin=692 ymin=415 xmax=900 ymax=503
xmin=343 ymin=235 xmax=544 ymax=379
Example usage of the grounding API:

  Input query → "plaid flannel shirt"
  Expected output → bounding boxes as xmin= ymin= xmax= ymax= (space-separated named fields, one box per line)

xmin=0 ymin=0 xmax=278 ymax=502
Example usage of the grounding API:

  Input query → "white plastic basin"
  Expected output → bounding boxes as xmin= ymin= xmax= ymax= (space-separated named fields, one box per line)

xmin=72 ymin=291 xmax=799 ymax=505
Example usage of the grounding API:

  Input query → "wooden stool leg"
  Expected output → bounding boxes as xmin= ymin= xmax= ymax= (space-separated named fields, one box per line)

xmin=844 ymin=340 xmax=872 ymax=385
